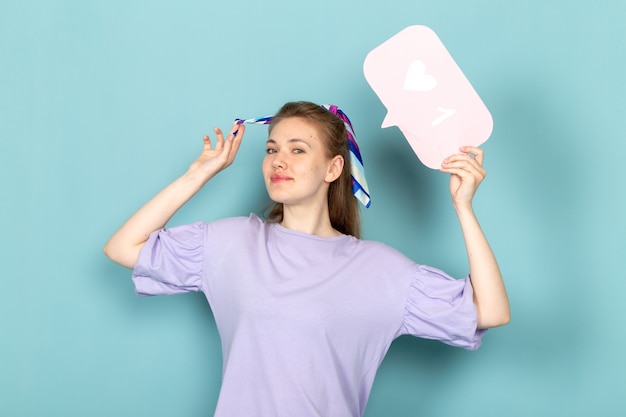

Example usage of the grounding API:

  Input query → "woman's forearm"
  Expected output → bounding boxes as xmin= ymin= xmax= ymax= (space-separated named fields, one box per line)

xmin=103 ymin=169 xmax=210 ymax=269
xmin=455 ymin=205 xmax=510 ymax=329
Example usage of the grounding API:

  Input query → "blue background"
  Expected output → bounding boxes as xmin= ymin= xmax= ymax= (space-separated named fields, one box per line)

xmin=1 ymin=0 xmax=624 ymax=416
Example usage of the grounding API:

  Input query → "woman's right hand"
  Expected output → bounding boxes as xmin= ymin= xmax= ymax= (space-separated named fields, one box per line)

xmin=188 ymin=123 xmax=246 ymax=179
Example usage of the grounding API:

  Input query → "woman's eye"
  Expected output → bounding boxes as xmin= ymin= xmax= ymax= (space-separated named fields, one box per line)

xmin=266 ymin=148 xmax=276 ymax=154
xmin=293 ymin=148 xmax=304 ymax=154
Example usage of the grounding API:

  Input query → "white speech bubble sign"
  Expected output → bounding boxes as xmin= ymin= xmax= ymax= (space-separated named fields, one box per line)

xmin=364 ymin=25 xmax=493 ymax=169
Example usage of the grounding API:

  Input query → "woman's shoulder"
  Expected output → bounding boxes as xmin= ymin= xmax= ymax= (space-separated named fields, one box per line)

xmin=352 ymin=236 xmax=415 ymax=266
xmin=208 ymin=213 xmax=263 ymax=226
xmin=356 ymin=236 xmax=404 ymax=254
xmin=205 ymin=213 xmax=265 ymax=233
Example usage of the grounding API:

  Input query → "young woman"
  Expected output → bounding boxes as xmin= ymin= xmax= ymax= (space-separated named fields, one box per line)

xmin=104 ymin=101 xmax=509 ymax=417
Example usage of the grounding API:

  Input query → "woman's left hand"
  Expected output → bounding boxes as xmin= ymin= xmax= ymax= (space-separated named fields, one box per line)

xmin=440 ymin=146 xmax=486 ymax=210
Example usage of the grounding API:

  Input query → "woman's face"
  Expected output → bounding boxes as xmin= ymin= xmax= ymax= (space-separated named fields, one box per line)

xmin=262 ymin=117 xmax=343 ymax=209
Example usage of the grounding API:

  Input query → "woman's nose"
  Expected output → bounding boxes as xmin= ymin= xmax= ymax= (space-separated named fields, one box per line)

xmin=271 ymin=152 xmax=286 ymax=169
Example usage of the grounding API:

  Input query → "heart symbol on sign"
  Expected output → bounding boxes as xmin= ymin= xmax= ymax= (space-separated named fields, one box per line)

xmin=404 ymin=60 xmax=437 ymax=91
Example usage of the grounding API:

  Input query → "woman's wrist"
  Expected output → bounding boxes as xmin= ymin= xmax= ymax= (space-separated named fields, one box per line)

xmin=181 ymin=165 xmax=214 ymax=189
xmin=453 ymin=200 xmax=475 ymax=217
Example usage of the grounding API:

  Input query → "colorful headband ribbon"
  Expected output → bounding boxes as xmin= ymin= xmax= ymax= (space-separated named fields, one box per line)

xmin=235 ymin=105 xmax=371 ymax=208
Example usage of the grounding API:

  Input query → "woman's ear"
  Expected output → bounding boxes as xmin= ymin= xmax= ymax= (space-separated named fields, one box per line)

xmin=325 ymin=155 xmax=344 ymax=183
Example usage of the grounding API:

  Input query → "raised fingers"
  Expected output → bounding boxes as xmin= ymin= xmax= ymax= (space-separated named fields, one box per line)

xmin=212 ymin=127 xmax=227 ymax=151
xmin=208 ymin=123 xmax=242 ymax=146
xmin=202 ymin=134 xmax=212 ymax=148
xmin=225 ymin=124 xmax=245 ymax=164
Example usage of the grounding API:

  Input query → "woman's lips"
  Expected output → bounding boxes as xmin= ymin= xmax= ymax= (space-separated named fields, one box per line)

xmin=270 ymin=174 xmax=292 ymax=183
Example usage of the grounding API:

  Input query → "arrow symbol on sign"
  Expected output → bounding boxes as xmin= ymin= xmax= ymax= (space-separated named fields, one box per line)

xmin=432 ymin=107 xmax=457 ymax=127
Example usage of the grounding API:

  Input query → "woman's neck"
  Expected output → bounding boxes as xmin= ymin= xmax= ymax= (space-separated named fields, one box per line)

xmin=280 ymin=204 xmax=341 ymax=237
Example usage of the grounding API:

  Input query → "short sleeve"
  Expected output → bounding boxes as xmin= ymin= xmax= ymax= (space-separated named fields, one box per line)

xmin=131 ymin=222 xmax=206 ymax=296
xmin=400 ymin=265 xmax=486 ymax=350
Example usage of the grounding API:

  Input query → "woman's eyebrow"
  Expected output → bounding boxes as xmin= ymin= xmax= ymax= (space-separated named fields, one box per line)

xmin=266 ymin=138 xmax=312 ymax=148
